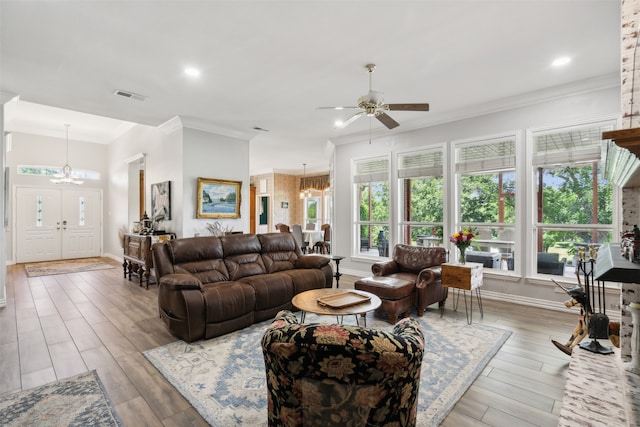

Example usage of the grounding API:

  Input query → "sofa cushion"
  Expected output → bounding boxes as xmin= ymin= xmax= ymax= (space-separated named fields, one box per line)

xmin=201 ymin=281 xmax=256 ymax=323
xmin=169 ymin=236 xmax=223 ymax=264
xmin=239 ymin=272 xmax=294 ymax=311
xmin=281 ymin=268 xmax=328 ymax=294
xmin=221 ymin=234 xmax=267 ymax=279
xmin=221 ymin=234 xmax=262 ymax=256
xmin=175 ymin=259 xmax=230 ymax=284
xmin=167 ymin=236 xmax=230 ymax=283
xmin=259 ymin=233 xmax=299 ymax=273
xmin=225 ymin=253 xmax=267 ymax=280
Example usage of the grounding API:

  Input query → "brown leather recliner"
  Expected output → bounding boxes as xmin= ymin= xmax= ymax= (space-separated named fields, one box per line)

xmin=355 ymin=244 xmax=448 ymax=324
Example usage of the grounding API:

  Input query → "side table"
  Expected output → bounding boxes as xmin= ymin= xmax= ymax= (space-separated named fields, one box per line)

xmin=324 ymin=255 xmax=345 ymax=288
xmin=123 ymin=233 xmax=174 ymax=288
xmin=441 ymin=262 xmax=484 ymax=324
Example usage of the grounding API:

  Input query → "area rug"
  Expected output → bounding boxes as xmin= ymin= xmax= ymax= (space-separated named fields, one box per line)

xmin=0 ymin=370 xmax=122 ymax=426
xmin=24 ymin=257 xmax=115 ymax=277
xmin=144 ymin=312 xmax=511 ymax=427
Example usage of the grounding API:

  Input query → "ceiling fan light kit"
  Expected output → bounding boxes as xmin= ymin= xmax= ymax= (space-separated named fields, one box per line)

xmin=324 ymin=63 xmax=429 ymax=132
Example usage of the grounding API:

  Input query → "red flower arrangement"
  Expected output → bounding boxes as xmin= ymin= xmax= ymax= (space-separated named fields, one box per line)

xmin=449 ymin=229 xmax=475 ymax=249
xmin=449 ymin=229 xmax=475 ymax=264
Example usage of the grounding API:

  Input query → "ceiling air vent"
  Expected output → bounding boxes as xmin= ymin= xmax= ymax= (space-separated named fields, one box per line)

xmin=113 ymin=89 xmax=147 ymax=101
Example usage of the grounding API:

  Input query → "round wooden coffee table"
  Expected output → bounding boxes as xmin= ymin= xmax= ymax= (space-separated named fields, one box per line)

xmin=292 ymin=288 xmax=381 ymax=327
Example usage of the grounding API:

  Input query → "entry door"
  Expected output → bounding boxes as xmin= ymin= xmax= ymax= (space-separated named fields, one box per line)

xmin=16 ymin=187 xmax=102 ymax=263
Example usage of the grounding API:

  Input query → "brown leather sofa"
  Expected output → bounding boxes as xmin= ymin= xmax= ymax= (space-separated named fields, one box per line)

xmin=152 ymin=232 xmax=333 ymax=342
xmin=355 ymin=244 xmax=448 ymax=324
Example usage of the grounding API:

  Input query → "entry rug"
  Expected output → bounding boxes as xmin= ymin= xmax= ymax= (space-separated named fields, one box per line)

xmin=25 ymin=257 xmax=116 ymax=277
xmin=144 ymin=312 xmax=511 ymax=427
xmin=0 ymin=370 xmax=122 ymax=426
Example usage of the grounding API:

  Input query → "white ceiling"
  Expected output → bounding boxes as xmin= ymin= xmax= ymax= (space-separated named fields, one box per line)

xmin=0 ymin=1 xmax=621 ymax=175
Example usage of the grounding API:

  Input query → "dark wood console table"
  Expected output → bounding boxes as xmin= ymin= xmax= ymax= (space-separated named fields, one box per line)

xmin=123 ymin=233 xmax=174 ymax=288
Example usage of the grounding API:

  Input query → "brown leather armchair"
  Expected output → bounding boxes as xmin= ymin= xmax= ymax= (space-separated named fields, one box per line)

xmin=355 ymin=244 xmax=448 ymax=324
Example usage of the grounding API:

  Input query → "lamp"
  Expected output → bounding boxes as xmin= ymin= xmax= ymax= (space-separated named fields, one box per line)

xmin=50 ymin=124 xmax=84 ymax=185
xmin=300 ymin=163 xmax=311 ymax=199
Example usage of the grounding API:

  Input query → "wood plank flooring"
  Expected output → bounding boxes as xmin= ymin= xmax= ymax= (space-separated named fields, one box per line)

xmin=0 ymin=260 xmax=578 ymax=426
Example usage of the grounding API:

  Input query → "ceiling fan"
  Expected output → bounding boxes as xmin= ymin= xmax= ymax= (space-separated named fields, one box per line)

xmin=320 ymin=64 xmax=429 ymax=130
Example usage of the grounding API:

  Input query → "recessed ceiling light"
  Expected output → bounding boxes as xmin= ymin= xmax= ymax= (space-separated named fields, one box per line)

xmin=334 ymin=120 xmax=344 ymax=127
xmin=552 ymin=57 xmax=571 ymax=67
xmin=184 ymin=67 xmax=201 ymax=77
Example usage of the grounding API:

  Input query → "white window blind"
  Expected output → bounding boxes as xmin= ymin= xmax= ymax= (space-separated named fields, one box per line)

xmin=398 ymin=149 xmax=443 ymax=178
xmin=455 ymin=137 xmax=516 ymax=174
xmin=354 ymin=158 xmax=389 ymax=183
xmin=532 ymin=125 xmax=612 ymax=165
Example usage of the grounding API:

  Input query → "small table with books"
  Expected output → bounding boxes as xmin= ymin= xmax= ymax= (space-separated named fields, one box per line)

xmin=292 ymin=288 xmax=381 ymax=327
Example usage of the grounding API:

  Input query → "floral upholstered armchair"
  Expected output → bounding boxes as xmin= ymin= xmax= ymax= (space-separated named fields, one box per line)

xmin=261 ymin=310 xmax=425 ymax=427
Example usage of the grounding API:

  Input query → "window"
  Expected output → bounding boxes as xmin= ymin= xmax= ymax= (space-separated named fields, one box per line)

xmin=455 ymin=135 xmax=517 ymax=271
xmin=18 ymin=165 xmax=100 ymax=180
xmin=304 ymin=197 xmax=320 ymax=229
xmin=354 ymin=157 xmax=390 ymax=256
xmin=397 ymin=148 xmax=444 ymax=247
xmin=531 ymin=121 xmax=615 ymax=277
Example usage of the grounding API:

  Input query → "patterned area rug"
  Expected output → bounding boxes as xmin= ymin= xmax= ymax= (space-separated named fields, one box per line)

xmin=24 ymin=257 xmax=115 ymax=277
xmin=0 ymin=370 xmax=122 ymax=426
xmin=144 ymin=311 xmax=511 ymax=427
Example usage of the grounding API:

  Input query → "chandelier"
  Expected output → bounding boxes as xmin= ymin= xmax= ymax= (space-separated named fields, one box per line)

xmin=300 ymin=163 xmax=311 ymax=199
xmin=50 ymin=124 xmax=83 ymax=185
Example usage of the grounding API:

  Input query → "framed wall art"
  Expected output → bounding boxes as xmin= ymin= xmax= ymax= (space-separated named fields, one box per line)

xmin=197 ymin=177 xmax=242 ymax=219
xmin=151 ymin=180 xmax=171 ymax=221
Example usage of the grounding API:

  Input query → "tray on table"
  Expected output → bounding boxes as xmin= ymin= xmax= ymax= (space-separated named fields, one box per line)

xmin=317 ymin=291 xmax=371 ymax=308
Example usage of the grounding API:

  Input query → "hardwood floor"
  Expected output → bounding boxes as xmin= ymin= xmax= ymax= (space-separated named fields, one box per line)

xmin=0 ymin=260 xmax=577 ymax=426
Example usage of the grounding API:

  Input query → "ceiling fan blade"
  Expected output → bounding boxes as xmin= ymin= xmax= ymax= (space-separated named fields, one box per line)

xmin=376 ymin=112 xmax=400 ymax=129
xmin=387 ymin=103 xmax=430 ymax=112
xmin=316 ymin=106 xmax=359 ymax=110
xmin=336 ymin=112 xmax=364 ymax=128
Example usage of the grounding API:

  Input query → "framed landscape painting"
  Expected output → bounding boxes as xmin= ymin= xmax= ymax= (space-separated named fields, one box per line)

xmin=196 ymin=177 xmax=242 ymax=218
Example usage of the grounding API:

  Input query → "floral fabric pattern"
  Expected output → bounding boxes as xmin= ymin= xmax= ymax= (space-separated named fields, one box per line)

xmin=261 ymin=310 xmax=425 ymax=427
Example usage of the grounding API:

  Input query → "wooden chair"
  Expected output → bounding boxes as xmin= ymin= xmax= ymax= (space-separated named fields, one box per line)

xmin=314 ymin=223 xmax=331 ymax=254
xmin=275 ymin=223 xmax=290 ymax=232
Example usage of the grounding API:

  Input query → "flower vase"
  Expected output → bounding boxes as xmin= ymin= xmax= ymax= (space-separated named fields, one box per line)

xmin=458 ymin=247 xmax=466 ymax=264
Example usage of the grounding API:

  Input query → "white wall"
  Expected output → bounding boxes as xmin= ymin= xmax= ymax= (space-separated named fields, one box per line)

xmin=181 ymin=127 xmax=250 ymax=237
xmin=334 ymin=86 xmax=621 ymax=305
xmin=104 ymin=123 xmax=166 ymax=258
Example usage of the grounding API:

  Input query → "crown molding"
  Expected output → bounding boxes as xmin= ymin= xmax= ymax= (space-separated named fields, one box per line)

xmin=0 ymin=92 xmax=18 ymax=104
xmin=180 ymin=116 xmax=253 ymax=140
xmin=158 ymin=116 xmax=183 ymax=134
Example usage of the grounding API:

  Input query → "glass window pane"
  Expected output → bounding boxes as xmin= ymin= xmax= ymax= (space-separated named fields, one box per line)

xmin=358 ymin=182 xmax=389 ymax=222
xmin=536 ymin=228 xmax=613 ymax=277
xmin=537 ymin=164 xmax=612 ymax=225
xmin=403 ymin=225 xmax=444 ymax=247
xmin=460 ymin=172 xmax=516 ymax=224
xmin=407 ymin=177 xmax=444 ymax=222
